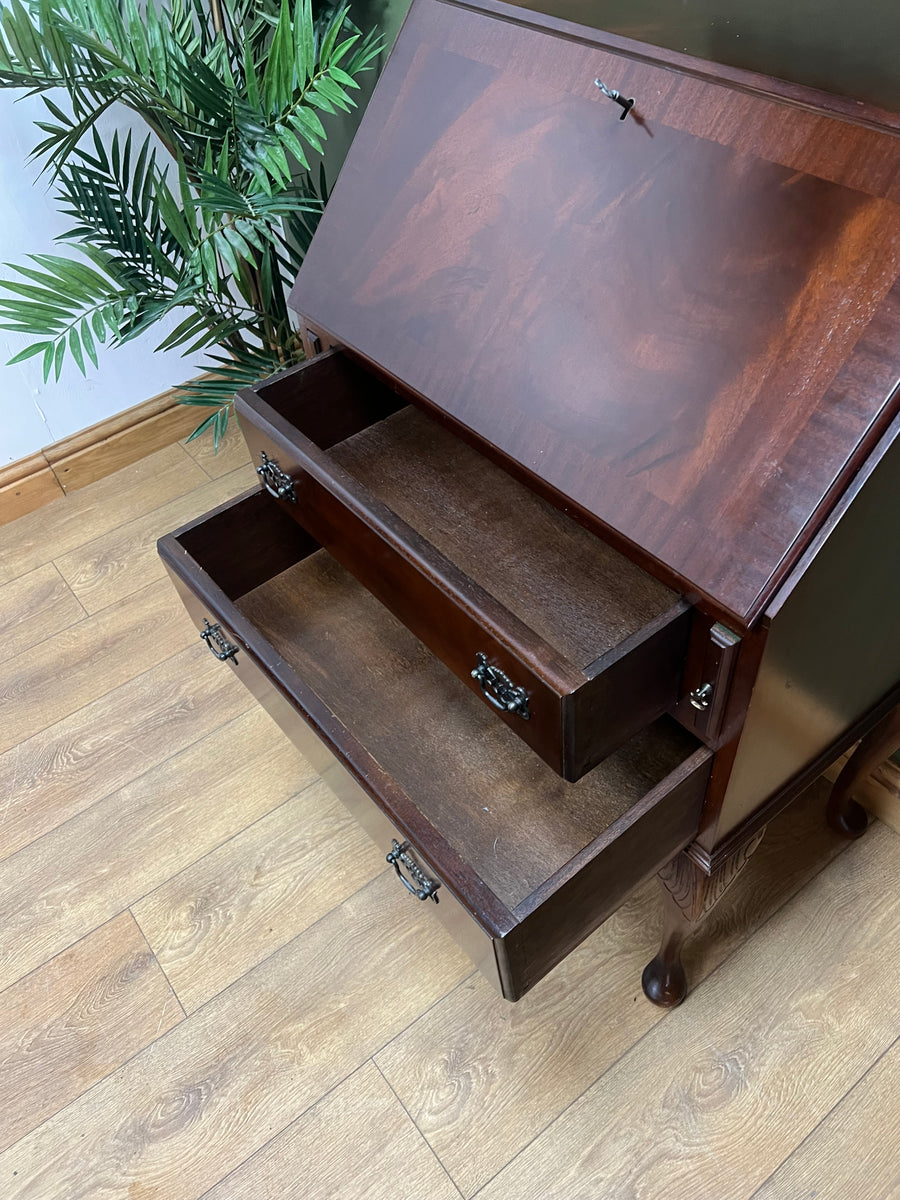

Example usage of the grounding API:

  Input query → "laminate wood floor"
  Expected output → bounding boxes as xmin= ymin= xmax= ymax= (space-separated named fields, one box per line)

xmin=0 ymin=427 xmax=897 ymax=1200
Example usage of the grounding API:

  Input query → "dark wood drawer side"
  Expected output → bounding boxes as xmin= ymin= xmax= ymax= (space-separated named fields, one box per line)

xmin=159 ymin=489 xmax=711 ymax=1000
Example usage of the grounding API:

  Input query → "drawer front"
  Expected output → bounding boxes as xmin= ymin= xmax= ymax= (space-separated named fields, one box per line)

xmin=240 ymin=418 xmax=569 ymax=775
xmin=168 ymin=566 xmax=503 ymax=994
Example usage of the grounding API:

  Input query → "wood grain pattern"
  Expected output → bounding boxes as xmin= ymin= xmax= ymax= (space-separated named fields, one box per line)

xmin=54 ymin=464 xmax=257 ymax=614
xmin=0 ymin=644 xmax=253 ymax=864
xmin=235 ymin=551 xmax=696 ymax=909
xmin=0 ymin=454 xmax=64 ymax=526
xmin=292 ymin=0 xmax=900 ymax=627
xmin=474 ymin=823 xmax=900 ymax=1200
xmin=0 ymin=912 xmax=182 ymax=1154
xmin=182 ymin=418 xmax=252 ymax=479
xmin=0 ymin=578 xmax=199 ymax=755
xmin=203 ymin=1061 xmax=461 ymax=1200
xmin=43 ymin=381 xmax=210 ymax=493
xmin=752 ymin=1037 xmax=900 ymax=1200
xmin=0 ymin=705 xmax=312 ymax=993
xmin=0 ymin=443 xmax=207 ymax=587
xmin=329 ymin=404 xmax=678 ymax=670
xmin=0 ymin=872 xmax=472 ymax=1200
xmin=0 ymin=563 xmax=84 ymax=660
xmin=166 ymin=497 xmax=708 ymax=998
xmin=133 ymin=778 xmax=384 ymax=1013
xmin=0 ymin=397 xmax=897 ymax=1196
xmin=239 ymin=372 xmax=689 ymax=778
xmin=375 ymin=777 xmax=850 ymax=1197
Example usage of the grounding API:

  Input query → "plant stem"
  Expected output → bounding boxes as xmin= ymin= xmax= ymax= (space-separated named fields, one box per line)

xmin=209 ymin=0 xmax=225 ymax=36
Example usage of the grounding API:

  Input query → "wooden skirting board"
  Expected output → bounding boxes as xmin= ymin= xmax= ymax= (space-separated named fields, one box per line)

xmin=0 ymin=380 xmax=210 ymax=526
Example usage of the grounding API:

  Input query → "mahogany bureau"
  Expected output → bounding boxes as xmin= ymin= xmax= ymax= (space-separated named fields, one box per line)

xmin=160 ymin=0 xmax=900 ymax=1006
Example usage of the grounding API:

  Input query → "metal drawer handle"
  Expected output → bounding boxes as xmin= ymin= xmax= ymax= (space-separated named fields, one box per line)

xmin=471 ymin=652 xmax=531 ymax=720
xmin=386 ymin=839 xmax=440 ymax=903
xmin=200 ymin=618 xmax=239 ymax=663
xmin=257 ymin=451 xmax=296 ymax=503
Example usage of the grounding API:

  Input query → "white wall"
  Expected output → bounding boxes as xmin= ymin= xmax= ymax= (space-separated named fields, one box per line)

xmin=0 ymin=93 xmax=207 ymax=464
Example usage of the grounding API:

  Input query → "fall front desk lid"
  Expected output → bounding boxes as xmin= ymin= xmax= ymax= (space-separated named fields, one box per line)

xmin=290 ymin=0 xmax=900 ymax=631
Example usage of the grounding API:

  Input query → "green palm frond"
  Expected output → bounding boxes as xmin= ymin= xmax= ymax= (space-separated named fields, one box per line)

xmin=0 ymin=0 xmax=383 ymax=445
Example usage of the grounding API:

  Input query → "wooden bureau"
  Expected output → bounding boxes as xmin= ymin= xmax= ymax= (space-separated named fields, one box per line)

xmin=160 ymin=0 xmax=900 ymax=1006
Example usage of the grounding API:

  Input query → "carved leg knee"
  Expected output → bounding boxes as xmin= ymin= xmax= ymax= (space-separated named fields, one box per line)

xmin=642 ymin=828 xmax=766 ymax=1009
xmin=827 ymin=705 xmax=900 ymax=839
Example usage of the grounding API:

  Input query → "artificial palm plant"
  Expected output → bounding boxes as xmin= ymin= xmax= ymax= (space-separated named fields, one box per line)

xmin=0 ymin=0 xmax=380 ymax=445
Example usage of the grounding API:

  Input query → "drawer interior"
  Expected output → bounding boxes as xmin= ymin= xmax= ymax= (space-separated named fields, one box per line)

xmin=236 ymin=551 xmax=696 ymax=909
xmin=247 ymin=351 xmax=682 ymax=677
xmin=163 ymin=489 xmax=710 ymax=996
xmin=171 ymin=489 xmax=702 ymax=913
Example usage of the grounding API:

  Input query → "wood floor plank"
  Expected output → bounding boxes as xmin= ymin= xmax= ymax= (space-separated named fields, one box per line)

xmin=0 ymin=578 xmax=198 ymax=755
xmin=375 ymin=781 xmax=853 ymax=1198
xmin=133 ymin=778 xmax=385 ymax=1013
xmin=472 ymin=824 xmax=900 ymax=1200
xmin=54 ymin=465 xmax=258 ymax=614
xmin=751 ymin=1037 xmax=900 ymax=1200
xmin=0 ymin=911 xmax=182 ymax=1155
xmin=0 ymin=871 xmax=471 ymax=1200
xmin=0 ymin=645 xmax=253 ymax=864
xmin=0 ymin=443 xmax=206 ymax=587
xmin=0 ymin=454 xmax=65 ymax=527
xmin=0 ymin=706 xmax=312 ymax=993
xmin=0 ymin=563 xmax=84 ymax=660
xmin=182 ymin=421 xmax=252 ymax=480
xmin=202 ymin=1061 xmax=460 ymax=1200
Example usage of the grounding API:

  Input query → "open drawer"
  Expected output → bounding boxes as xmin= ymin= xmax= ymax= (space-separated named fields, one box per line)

xmin=235 ymin=349 xmax=692 ymax=781
xmin=159 ymin=488 xmax=712 ymax=1000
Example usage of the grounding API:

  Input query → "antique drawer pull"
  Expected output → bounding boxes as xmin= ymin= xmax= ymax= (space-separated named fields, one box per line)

xmin=257 ymin=451 xmax=296 ymax=503
xmin=471 ymin=652 xmax=531 ymax=720
xmin=386 ymin=839 xmax=440 ymax=903
xmin=200 ymin=618 xmax=239 ymax=663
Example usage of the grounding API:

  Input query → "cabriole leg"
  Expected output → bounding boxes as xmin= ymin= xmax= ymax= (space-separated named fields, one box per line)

xmin=641 ymin=828 xmax=766 ymax=1008
xmin=827 ymin=704 xmax=900 ymax=839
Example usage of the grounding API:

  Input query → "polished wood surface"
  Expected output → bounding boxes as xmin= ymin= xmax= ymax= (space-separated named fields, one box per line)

xmin=238 ymin=351 xmax=691 ymax=777
xmin=160 ymin=488 xmax=709 ymax=997
xmin=291 ymin=0 xmax=900 ymax=628
xmin=2 ymin=441 xmax=897 ymax=1198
